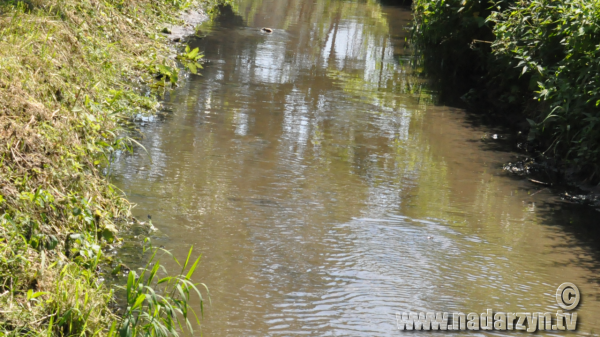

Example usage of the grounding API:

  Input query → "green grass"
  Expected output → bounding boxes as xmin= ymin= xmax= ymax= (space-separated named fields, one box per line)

xmin=111 ymin=244 xmax=208 ymax=337
xmin=0 ymin=0 xmax=209 ymax=335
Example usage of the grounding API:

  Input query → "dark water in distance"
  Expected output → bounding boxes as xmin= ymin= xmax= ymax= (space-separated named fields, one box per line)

xmin=112 ymin=0 xmax=600 ymax=335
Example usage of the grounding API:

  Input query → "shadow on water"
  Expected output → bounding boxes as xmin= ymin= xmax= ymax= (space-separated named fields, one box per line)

xmin=111 ymin=0 xmax=600 ymax=335
xmin=378 ymin=0 xmax=413 ymax=7
xmin=210 ymin=4 xmax=246 ymax=27
xmin=376 ymin=0 xmax=600 ymax=277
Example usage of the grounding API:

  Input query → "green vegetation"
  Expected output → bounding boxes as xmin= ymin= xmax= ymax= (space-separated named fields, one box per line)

xmin=412 ymin=0 xmax=600 ymax=180
xmin=113 ymin=244 xmax=208 ymax=337
xmin=0 ymin=0 xmax=209 ymax=335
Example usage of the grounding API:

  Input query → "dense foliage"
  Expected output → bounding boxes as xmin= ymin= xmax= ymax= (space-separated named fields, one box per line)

xmin=411 ymin=0 xmax=505 ymax=79
xmin=492 ymin=0 xmax=600 ymax=175
xmin=413 ymin=0 xmax=600 ymax=179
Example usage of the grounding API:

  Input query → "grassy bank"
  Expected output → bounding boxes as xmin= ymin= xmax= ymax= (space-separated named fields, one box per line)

xmin=412 ymin=0 xmax=600 ymax=182
xmin=0 ymin=0 xmax=207 ymax=335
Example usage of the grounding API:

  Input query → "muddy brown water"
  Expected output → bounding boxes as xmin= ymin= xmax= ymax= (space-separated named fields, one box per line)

xmin=112 ymin=0 xmax=600 ymax=335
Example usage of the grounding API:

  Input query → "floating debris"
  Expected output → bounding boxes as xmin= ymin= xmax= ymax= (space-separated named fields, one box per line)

xmin=562 ymin=192 xmax=600 ymax=208
xmin=527 ymin=178 xmax=551 ymax=186
xmin=503 ymin=158 xmax=535 ymax=176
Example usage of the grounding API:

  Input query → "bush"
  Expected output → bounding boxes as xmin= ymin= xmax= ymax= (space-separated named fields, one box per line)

xmin=491 ymin=0 xmax=600 ymax=175
xmin=413 ymin=0 xmax=600 ymax=179
xmin=411 ymin=0 xmax=513 ymax=80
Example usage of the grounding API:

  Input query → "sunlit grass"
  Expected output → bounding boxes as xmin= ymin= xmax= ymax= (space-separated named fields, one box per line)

xmin=0 ymin=0 xmax=208 ymax=335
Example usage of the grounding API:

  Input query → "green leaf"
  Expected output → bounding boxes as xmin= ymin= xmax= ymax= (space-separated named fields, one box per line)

xmin=132 ymin=294 xmax=146 ymax=310
xmin=27 ymin=290 xmax=48 ymax=300
xmin=119 ymin=318 xmax=131 ymax=337
xmin=126 ymin=271 xmax=135 ymax=300
xmin=183 ymin=246 xmax=193 ymax=270
xmin=32 ymin=291 xmax=48 ymax=299
xmin=158 ymin=276 xmax=172 ymax=284
xmin=147 ymin=260 xmax=160 ymax=285
xmin=107 ymin=321 xmax=117 ymax=337
xmin=185 ymin=254 xmax=202 ymax=280
xmin=46 ymin=315 xmax=54 ymax=337
xmin=102 ymin=223 xmax=118 ymax=243
xmin=111 ymin=264 xmax=122 ymax=275
xmin=44 ymin=235 xmax=58 ymax=250
xmin=187 ymin=47 xmax=199 ymax=59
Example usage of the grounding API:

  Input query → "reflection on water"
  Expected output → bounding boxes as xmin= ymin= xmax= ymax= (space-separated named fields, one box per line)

xmin=112 ymin=0 xmax=600 ymax=335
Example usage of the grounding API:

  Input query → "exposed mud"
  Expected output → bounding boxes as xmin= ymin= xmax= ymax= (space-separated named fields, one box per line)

xmin=165 ymin=7 xmax=209 ymax=42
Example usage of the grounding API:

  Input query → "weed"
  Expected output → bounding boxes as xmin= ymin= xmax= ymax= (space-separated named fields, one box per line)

xmin=177 ymin=46 xmax=204 ymax=75
xmin=110 ymin=243 xmax=208 ymax=337
xmin=0 ymin=0 xmax=211 ymax=335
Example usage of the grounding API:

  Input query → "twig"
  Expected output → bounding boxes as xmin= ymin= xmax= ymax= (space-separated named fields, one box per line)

xmin=69 ymin=87 xmax=84 ymax=112
xmin=472 ymin=39 xmax=493 ymax=44
xmin=530 ymin=188 xmax=548 ymax=197
xmin=31 ymin=313 xmax=56 ymax=325
xmin=25 ymin=114 xmax=35 ymax=129
xmin=528 ymin=178 xmax=551 ymax=186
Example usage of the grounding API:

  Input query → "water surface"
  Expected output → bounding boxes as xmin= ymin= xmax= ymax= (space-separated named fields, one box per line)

xmin=113 ymin=0 xmax=600 ymax=335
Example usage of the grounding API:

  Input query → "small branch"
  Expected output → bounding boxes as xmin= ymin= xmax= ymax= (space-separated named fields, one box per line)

xmin=530 ymin=188 xmax=548 ymax=197
xmin=528 ymin=178 xmax=551 ymax=186
xmin=69 ymin=87 xmax=84 ymax=113
xmin=25 ymin=114 xmax=36 ymax=129
xmin=31 ymin=313 xmax=56 ymax=325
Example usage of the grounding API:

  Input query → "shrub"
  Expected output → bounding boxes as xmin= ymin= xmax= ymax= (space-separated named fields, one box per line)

xmin=411 ymin=0 xmax=513 ymax=80
xmin=491 ymin=0 xmax=600 ymax=175
xmin=413 ymin=0 xmax=600 ymax=178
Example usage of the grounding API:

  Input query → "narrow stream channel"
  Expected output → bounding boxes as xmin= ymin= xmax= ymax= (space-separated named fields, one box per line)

xmin=112 ymin=0 xmax=600 ymax=335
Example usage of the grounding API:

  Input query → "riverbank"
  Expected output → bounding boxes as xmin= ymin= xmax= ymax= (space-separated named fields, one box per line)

xmin=0 ymin=0 xmax=208 ymax=334
xmin=411 ymin=0 xmax=600 ymax=189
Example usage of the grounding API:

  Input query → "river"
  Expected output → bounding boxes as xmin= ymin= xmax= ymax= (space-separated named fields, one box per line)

xmin=112 ymin=0 xmax=600 ymax=335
